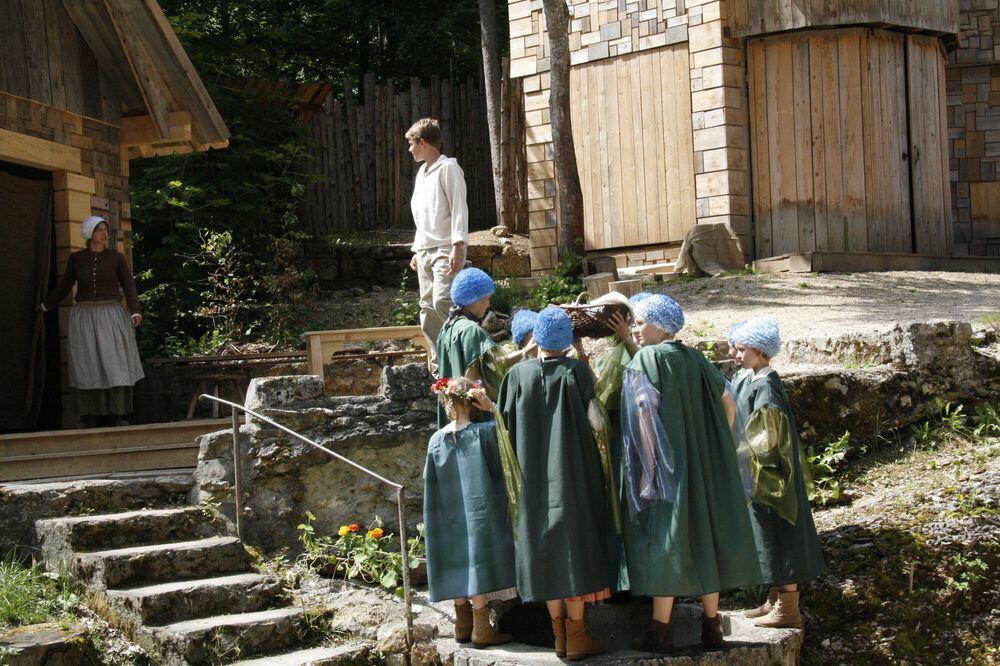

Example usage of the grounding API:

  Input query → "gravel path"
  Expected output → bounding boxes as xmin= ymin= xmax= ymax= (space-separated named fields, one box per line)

xmin=651 ymin=271 xmax=1000 ymax=340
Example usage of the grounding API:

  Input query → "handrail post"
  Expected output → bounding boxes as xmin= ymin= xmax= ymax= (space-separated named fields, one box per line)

xmin=397 ymin=486 xmax=413 ymax=652
xmin=231 ymin=408 xmax=244 ymax=540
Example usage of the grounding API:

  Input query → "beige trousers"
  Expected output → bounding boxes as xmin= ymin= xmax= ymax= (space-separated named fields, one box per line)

xmin=417 ymin=244 xmax=465 ymax=373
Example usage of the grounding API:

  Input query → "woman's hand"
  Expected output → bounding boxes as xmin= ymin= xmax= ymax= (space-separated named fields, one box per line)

xmin=607 ymin=311 xmax=630 ymax=341
xmin=131 ymin=313 xmax=142 ymax=328
xmin=572 ymin=336 xmax=590 ymax=365
xmin=470 ymin=388 xmax=496 ymax=412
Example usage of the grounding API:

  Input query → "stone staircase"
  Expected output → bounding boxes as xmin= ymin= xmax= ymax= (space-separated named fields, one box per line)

xmin=31 ymin=478 xmax=368 ymax=665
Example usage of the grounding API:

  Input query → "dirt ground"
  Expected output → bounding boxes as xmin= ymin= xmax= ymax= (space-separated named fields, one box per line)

xmin=653 ymin=270 xmax=1000 ymax=341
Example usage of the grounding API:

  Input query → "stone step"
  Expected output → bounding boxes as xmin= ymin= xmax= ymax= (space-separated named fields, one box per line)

xmin=3 ymin=476 xmax=192 ymax=556
xmin=70 ymin=535 xmax=250 ymax=590
xmin=36 ymin=507 xmax=230 ymax=561
xmin=230 ymin=642 xmax=372 ymax=665
xmin=441 ymin=602 xmax=803 ymax=665
xmin=144 ymin=606 xmax=305 ymax=665
xmin=106 ymin=572 xmax=285 ymax=626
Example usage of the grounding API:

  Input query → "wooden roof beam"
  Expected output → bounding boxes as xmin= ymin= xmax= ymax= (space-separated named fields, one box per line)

xmin=101 ymin=0 xmax=173 ymax=141
xmin=120 ymin=110 xmax=191 ymax=147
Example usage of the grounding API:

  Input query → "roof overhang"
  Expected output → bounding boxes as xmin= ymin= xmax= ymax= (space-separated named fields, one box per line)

xmin=62 ymin=0 xmax=230 ymax=155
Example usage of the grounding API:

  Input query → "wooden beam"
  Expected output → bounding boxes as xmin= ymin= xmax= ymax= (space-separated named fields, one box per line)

xmin=119 ymin=110 xmax=191 ymax=146
xmin=60 ymin=0 xmax=146 ymax=111
xmin=137 ymin=0 xmax=230 ymax=144
xmin=52 ymin=171 xmax=95 ymax=194
xmin=100 ymin=0 xmax=172 ymax=139
xmin=0 ymin=127 xmax=82 ymax=172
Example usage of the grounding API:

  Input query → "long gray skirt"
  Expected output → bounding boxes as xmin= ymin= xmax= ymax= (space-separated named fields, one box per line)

xmin=68 ymin=301 xmax=144 ymax=391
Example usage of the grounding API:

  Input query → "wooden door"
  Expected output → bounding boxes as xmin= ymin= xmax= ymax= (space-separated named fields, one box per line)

xmin=748 ymin=29 xmax=913 ymax=258
xmin=906 ymin=35 xmax=953 ymax=256
xmin=569 ymin=44 xmax=696 ymax=251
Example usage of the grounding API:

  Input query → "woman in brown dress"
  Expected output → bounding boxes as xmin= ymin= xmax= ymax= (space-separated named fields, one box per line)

xmin=38 ymin=216 xmax=144 ymax=427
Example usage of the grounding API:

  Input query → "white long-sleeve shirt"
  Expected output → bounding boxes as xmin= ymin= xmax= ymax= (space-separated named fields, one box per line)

xmin=410 ymin=155 xmax=470 ymax=252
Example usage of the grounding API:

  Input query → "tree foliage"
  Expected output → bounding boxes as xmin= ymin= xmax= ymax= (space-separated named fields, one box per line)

xmin=132 ymin=1 xmax=507 ymax=355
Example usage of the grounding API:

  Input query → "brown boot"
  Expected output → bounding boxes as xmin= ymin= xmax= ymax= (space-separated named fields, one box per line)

xmin=454 ymin=601 xmax=473 ymax=643
xmin=472 ymin=605 xmax=513 ymax=648
xmin=744 ymin=586 xmax=779 ymax=619
xmin=565 ymin=618 xmax=605 ymax=661
xmin=754 ymin=591 xmax=803 ymax=628
xmin=700 ymin=613 xmax=725 ymax=649
xmin=551 ymin=616 xmax=567 ymax=657
xmin=638 ymin=619 xmax=673 ymax=654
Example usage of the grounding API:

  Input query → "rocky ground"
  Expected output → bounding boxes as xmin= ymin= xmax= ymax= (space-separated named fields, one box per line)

xmin=797 ymin=411 xmax=1000 ymax=664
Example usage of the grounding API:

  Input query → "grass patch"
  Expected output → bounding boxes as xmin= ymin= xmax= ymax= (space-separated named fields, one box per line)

xmin=973 ymin=312 xmax=1000 ymax=328
xmin=0 ymin=556 xmax=79 ymax=630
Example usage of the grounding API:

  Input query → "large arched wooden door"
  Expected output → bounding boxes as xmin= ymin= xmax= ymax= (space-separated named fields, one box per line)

xmin=569 ymin=44 xmax=697 ymax=252
xmin=748 ymin=28 xmax=952 ymax=258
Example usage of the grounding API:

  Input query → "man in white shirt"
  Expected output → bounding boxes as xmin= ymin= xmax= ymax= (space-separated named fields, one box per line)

xmin=406 ymin=117 xmax=469 ymax=373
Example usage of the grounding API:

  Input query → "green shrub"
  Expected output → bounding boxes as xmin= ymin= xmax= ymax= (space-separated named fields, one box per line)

xmin=391 ymin=271 xmax=420 ymax=326
xmin=490 ymin=278 xmax=523 ymax=316
xmin=807 ymin=431 xmax=850 ymax=504
xmin=297 ymin=513 xmax=425 ymax=597
xmin=528 ymin=251 xmax=585 ymax=308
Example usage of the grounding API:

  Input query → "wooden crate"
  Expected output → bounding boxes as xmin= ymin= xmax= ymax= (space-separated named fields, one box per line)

xmin=304 ymin=326 xmax=428 ymax=378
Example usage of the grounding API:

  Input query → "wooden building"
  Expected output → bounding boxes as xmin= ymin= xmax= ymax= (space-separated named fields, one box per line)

xmin=508 ymin=0 xmax=1000 ymax=273
xmin=0 ymin=0 xmax=228 ymax=430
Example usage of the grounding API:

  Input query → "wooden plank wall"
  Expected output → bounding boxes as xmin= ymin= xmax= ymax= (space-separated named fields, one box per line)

xmin=731 ymin=0 xmax=959 ymax=38
xmin=0 ymin=0 xmax=122 ymax=125
xmin=749 ymin=29 xmax=951 ymax=259
xmin=303 ymin=74 xmax=526 ymax=236
xmin=569 ymin=43 xmax=696 ymax=252
xmin=907 ymin=35 xmax=954 ymax=256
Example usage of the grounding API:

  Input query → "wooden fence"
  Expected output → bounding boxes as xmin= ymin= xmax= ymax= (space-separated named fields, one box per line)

xmin=303 ymin=71 xmax=526 ymax=236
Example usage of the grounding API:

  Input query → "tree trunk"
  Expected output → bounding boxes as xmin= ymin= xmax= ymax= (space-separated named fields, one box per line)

xmin=541 ymin=0 xmax=585 ymax=256
xmin=480 ymin=0 xmax=504 ymax=229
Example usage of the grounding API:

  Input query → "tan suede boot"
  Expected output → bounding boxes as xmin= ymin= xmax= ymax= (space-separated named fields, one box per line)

xmin=551 ymin=616 xmax=567 ymax=657
xmin=744 ymin=586 xmax=779 ymax=619
xmin=454 ymin=601 xmax=473 ymax=643
xmin=565 ymin=618 xmax=605 ymax=660
xmin=472 ymin=606 xmax=513 ymax=648
xmin=754 ymin=591 xmax=803 ymax=629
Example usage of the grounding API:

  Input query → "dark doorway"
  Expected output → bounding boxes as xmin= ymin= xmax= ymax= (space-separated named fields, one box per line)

xmin=0 ymin=160 xmax=61 ymax=431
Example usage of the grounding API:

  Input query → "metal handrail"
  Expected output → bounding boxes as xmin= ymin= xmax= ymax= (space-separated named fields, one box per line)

xmin=197 ymin=394 xmax=413 ymax=649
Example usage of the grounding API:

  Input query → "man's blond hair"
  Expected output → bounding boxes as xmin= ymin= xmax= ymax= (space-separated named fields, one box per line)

xmin=406 ymin=117 xmax=444 ymax=150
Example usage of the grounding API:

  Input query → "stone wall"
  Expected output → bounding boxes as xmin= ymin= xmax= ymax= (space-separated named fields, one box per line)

xmin=190 ymin=366 xmax=437 ymax=554
xmin=191 ymin=322 xmax=1000 ymax=556
xmin=948 ymin=1 xmax=1000 ymax=256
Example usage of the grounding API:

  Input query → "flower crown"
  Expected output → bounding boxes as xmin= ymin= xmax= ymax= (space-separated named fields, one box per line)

xmin=430 ymin=378 xmax=482 ymax=401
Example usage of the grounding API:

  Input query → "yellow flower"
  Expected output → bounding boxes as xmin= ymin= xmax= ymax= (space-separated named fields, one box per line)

xmin=368 ymin=527 xmax=384 ymax=539
xmin=338 ymin=526 xmax=349 ymax=537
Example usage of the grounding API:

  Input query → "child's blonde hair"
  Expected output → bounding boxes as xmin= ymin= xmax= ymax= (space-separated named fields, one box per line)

xmin=442 ymin=377 xmax=474 ymax=421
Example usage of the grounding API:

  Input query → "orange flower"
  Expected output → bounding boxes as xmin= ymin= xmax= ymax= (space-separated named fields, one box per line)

xmin=368 ymin=527 xmax=384 ymax=539
xmin=348 ymin=524 xmax=359 ymax=533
